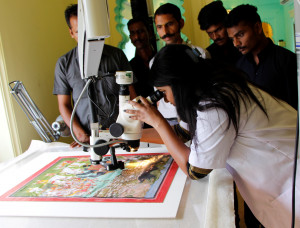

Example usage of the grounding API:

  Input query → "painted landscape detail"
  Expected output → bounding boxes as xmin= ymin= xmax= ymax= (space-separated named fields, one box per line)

xmin=2 ymin=154 xmax=177 ymax=202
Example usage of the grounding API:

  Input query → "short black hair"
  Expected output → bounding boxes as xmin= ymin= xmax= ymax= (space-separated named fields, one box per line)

xmin=198 ymin=1 xmax=227 ymax=30
xmin=225 ymin=4 xmax=261 ymax=28
xmin=65 ymin=4 xmax=78 ymax=29
xmin=127 ymin=17 xmax=150 ymax=31
xmin=154 ymin=3 xmax=182 ymax=22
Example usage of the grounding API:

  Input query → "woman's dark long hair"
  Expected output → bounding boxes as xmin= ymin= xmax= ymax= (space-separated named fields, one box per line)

xmin=150 ymin=44 xmax=267 ymax=141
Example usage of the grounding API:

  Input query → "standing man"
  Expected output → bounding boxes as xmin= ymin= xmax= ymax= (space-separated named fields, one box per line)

xmin=53 ymin=4 xmax=135 ymax=148
xmin=198 ymin=1 xmax=241 ymax=66
xmin=226 ymin=4 xmax=297 ymax=109
xmin=127 ymin=18 xmax=155 ymax=98
xmin=154 ymin=3 xmax=210 ymax=58
xmin=153 ymin=3 xmax=210 ymax=124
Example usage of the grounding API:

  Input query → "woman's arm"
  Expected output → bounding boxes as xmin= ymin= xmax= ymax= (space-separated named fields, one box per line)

xmin=151 ymin=115 xmax=191 ymax=176
xmin=127 ymin=97 xmax=211 ymax=177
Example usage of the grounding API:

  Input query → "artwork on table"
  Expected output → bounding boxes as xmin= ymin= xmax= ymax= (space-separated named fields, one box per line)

xmin=0 ymin=153 xmax=177 ymax=203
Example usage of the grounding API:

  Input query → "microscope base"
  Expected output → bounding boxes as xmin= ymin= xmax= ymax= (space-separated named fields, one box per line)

xmin=100 ymin=146 xmax=125 ymax=171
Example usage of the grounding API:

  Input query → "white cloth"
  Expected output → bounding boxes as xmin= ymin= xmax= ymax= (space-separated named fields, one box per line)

xmin=156 ymin=42 xmax=210 ymax=121
xmin=188 ymin=85 xmax=299 ymax=228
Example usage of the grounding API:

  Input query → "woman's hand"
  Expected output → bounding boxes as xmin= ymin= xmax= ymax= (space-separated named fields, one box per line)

xmin=128 ymin=97 xmax=191 ymax=176
xmin=126 ymin=97 xmax=164 ymax=129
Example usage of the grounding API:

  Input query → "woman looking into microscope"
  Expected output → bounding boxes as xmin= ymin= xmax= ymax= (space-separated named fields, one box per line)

xmin=125 ymin=44 xmax=299 ymax=228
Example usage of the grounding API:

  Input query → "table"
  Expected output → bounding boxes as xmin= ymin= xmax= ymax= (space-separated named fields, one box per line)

xmin=0 ymin=140 xmax=235 ymax=228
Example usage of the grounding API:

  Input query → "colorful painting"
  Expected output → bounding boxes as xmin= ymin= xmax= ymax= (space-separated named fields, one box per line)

xmin=0 ymin=153 xmax=177 ymax=203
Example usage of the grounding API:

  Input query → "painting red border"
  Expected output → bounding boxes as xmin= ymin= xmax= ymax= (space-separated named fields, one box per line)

xmin=0 ymin=153 xmax=178 ymax=203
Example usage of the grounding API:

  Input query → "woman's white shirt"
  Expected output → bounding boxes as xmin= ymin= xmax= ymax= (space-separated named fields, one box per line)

xmin=188 ymin=86 xmax=299 ymax=228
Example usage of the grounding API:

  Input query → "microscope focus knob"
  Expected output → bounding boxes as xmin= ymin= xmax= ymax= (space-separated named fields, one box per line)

xmin=94 ymin=139 xmax=110 ymax=156
xmin=109 ymin=123 xmax=124 ymax=137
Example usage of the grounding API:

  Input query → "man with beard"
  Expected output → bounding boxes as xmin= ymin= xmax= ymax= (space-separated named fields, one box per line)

xmin=127 ymin=18 xmax=155 ymax=98
xmin=198 ymin=1 xmax=241 ymax=66
xmin=226 ymin=4 xmax=297 ymax=109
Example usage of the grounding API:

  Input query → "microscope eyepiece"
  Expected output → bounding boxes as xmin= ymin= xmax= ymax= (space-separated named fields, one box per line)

xmin=148 ymin=90 xmax=164 ymax=104
xmin=135 ymin=90 xmax=164 ymax=105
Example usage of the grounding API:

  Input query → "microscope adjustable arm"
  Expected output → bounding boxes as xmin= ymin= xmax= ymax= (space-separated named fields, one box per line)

xmin=9 ymin=80 xmax=59 ymax=143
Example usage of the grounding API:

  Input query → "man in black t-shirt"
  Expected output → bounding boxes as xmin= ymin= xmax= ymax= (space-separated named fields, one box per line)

xmin=127 ymin=18 xmax=156 ymax=98
xmin=198 ymin=1 xmax=241 ymax=66
xmin=226 ymin=4 xmax=297 ymax=109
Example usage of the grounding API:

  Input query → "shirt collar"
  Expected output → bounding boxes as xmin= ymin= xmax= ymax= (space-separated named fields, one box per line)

xmin=245 ymin=38 xmax=274 ymax=63
xmin=257 ymin=38 xmax=274 ymax=61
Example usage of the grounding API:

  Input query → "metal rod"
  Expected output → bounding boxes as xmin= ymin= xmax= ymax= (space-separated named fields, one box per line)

xmin=9 ymin=81 xmax=59 ymax=142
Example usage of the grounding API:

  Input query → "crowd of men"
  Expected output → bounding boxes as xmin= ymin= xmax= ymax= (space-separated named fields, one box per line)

xmin=53 ymin=2 xmax=297 ymax=146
